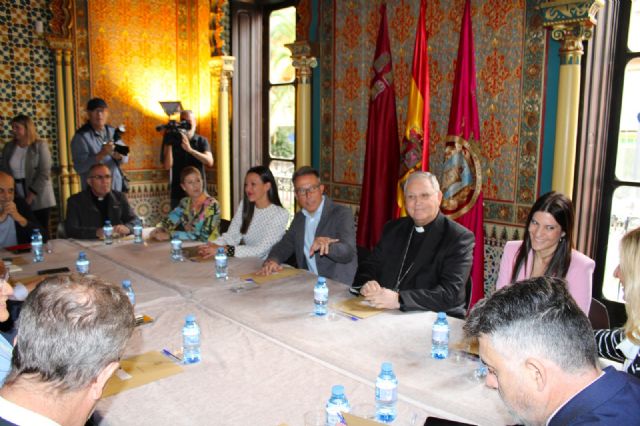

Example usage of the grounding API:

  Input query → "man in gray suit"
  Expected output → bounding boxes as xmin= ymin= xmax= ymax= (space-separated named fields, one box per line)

xmin=258 ymin=166 xmax=357 ymax=285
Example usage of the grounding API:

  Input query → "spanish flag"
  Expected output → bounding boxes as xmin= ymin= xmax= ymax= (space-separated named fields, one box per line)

xmin=397 ymin=0 xmax=430 ymax=216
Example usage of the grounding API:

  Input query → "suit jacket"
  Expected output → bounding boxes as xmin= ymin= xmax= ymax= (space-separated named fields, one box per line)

xmin=1 ymin=140 xmax=56 ymax=211
xmin=65 ymin=189 xmax=137 ymax=239
xmin=496 ymin=240 xmax=594 ymax=314
xmin=267 ymin=197 xmax=357 ymax=285
xmin=548 ymin=366 xmax=640 ymax=425
xmin=352 ymin=214 xmax=474 ymax=315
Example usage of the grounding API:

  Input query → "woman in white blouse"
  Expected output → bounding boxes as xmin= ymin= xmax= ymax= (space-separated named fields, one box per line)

xmin=198 ymin=165 xmax=288 ymax=260
xmin=1 ymin=115 xmax=56 ymax=238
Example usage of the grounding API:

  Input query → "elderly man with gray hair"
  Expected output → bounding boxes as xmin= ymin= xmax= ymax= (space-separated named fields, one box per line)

xmin=351 ymin=171 xmax=474 ymax=315
xmin=464 ymin=276 xmax=640 ymax=425
xmin=0 ymin=275 xmax=135 ymax=426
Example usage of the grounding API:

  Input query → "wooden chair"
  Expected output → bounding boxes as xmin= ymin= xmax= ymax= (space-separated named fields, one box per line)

xmin=588 ymin=298 xmax=610 ymax=330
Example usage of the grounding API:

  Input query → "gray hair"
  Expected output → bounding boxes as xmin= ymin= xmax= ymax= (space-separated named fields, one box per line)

xmin=404 ymin=171 xmax=440 ymax=193
xmin=464 ymin=276 xmax=597 ymax=373
xmin=6 ymin=274 xmax=135 ymax=392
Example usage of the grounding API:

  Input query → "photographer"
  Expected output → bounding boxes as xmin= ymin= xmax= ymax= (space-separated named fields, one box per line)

xmin=71 ymin=98 xmax=129 ymax=192
xmin=160 ymin=110 xmax=214 ymax=208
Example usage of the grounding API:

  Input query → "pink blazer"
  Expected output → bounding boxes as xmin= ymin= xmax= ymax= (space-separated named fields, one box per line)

xmin=496 ymin=240 xmax=595 ymax=314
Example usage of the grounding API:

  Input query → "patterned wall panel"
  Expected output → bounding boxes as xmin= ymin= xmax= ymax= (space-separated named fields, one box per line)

xmin=318 ymin=0 xmax=548 ymax=234
xmin=0 ymin=1 xmax=57 ymax=159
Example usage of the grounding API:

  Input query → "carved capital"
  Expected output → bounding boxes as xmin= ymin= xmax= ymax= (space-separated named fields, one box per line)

xmin=540 ymin=0 xmax=604 ymax=63
xmin=285 ymin=41 xmax=317 ymax=83
xmin=210 ymin=56 xmax=235 ymax=92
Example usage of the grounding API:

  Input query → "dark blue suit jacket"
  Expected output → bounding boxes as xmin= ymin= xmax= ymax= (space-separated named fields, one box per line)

xmin=549 ymin=366 xmax=640 ymax=425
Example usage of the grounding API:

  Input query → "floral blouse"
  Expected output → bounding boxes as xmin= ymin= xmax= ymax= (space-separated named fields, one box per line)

xmin=158 ymin=195 xmax=220 ymax=242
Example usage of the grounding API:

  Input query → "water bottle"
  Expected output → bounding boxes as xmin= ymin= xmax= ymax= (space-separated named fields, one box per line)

xmin=76 ymin=251 xmax=90 ymax=275
xmin=215 ymin=247 xmax=228 ymax=279
xmin=133 ymin=219 xmax=143 ymax=244
xmin=325 ymin=384 xmax=350 ymax=426
xmin=170 ymin=239 xmax=183 ymax=261
xmin=122 ymin=280 xmax=135 ymax=306
xmin=103 ymin=220 xmax=113 ymax=245
xmin=314 ymin=276 xmax=328 ymax=316
xmin=31 ymin=229 xmax=44 ymax=263
xmin=182 ymin=314 xmax=201 ymax=364
xmin=431 ymin=312 xmax=449 ymax=359
xmin=375 ymin=362 xmax=398 ymax=423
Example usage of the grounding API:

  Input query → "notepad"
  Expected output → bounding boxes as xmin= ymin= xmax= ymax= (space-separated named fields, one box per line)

xmin=333 ymin=296 xmax=384 ymax=319
xmin=103 ymin=350 xmax=184 ymax=397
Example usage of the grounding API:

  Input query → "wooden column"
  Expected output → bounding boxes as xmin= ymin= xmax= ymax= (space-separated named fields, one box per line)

xmin=210 ymin=56 xmax=235 ymax=220
xmin=541 ymin=0 xmax=604 ymax=197
xmin=286 ymin=41 xmax=317 ymax=169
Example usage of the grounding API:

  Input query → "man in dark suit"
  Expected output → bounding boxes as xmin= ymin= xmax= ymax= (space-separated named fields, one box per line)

xmin=259 ymin=166 xmax=357 ymax=285
xmin=0 ymin=172 xmax=39 ymax=247
xmin=65 ymin=163 xmax=137 ymax=239
xmin=351 ymin=171 xmax=474 ymax=315
xmin=464 ymin=276 xmax=640 ymax=425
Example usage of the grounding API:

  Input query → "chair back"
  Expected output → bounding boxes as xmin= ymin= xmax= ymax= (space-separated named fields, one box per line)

xmin=588 ymin=298 xmax=610 ymax=329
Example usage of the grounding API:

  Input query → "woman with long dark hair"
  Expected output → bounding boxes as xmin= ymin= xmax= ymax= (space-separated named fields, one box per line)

xmin=496 ymin=191 xmax=594 ymax=314
xmin=198 ymin=165 xmax=288 ymax=259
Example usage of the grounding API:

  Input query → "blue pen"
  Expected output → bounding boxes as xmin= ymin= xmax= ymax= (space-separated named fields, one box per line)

xmin=161 ymin=348 xmax=182 ymax=362
xmin=336 ymin=412 xmax=347 ymax=425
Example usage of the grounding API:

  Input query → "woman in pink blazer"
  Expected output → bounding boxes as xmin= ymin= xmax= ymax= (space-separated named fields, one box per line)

xmin=496 ymin=192 xmax=594 ymax=314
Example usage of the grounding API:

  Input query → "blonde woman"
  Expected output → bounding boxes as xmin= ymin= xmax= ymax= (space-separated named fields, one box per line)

xmin=595 ymin=227 xmax=640 ymax=378
xmin=1 ymin=115 xmax=56 ymax=238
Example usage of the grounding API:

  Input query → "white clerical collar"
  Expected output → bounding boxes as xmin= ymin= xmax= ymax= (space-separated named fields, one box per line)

xmin=415 ymin=226 xmax=424 ymax=233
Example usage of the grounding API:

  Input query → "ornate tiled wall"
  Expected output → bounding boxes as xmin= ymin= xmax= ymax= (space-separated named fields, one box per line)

xmin=0 ymin=0 xmax=59 ymax=234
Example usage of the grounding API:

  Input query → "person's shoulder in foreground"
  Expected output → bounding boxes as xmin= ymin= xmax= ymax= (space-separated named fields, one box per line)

xmin=464 ymin=275 xmax=640 ymax=426
xmin=0 ymin=274 xmax=135 ymax=426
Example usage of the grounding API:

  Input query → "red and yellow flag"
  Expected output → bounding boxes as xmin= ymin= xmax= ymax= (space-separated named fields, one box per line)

xmin=397 ymin=0 xmax=430 ymax=216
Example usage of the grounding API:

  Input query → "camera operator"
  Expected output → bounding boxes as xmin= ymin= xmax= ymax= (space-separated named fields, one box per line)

xmin=71 ymin=98 xmax=129 ymax=192
xmin=160 ymin=110 xmax=214 ymax=209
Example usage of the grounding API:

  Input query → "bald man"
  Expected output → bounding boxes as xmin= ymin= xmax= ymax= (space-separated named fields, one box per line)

xmin=0 ymin=172 xmax=38 ymax=247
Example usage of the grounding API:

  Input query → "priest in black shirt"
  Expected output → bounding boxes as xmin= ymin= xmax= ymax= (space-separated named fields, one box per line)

xmin=351 ymin=172 xmax=474 ymax=316
xmin=65 ymin=163 xmax=137 ymax=239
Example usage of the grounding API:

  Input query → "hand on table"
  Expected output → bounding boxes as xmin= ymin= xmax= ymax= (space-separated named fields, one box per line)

xmin=198 ymin=243 xmax=221 ymax=259
xmin=113 ymin=224 xmax=131 ymax=236
xmin=309 ymin=236 xmax=339 ymax=257
xmin=257 ymin=259 xmax=283 ymax=276
xmin=150 ymin=228 xmax=170 ymax=241
xmin=360 ymin=280 xmax=400 ymax=310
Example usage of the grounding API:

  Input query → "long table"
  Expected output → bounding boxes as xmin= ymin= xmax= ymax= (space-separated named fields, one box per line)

xmin=8 ymin=238 xmax=514 ymax=425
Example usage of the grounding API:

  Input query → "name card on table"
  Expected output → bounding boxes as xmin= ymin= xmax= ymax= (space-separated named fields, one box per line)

xmin=103 ymin=350 xmax=184 ymax=398
xmin=240 ymin=267 xmax=306 ymax=285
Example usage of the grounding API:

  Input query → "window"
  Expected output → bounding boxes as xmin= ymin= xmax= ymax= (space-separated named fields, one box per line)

xmin=266 ymin=6 xmax=296 ymax=216
xmin=598 ymin=0 xmax=640 ymax=303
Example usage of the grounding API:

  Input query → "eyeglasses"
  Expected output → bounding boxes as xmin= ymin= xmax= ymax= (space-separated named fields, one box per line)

xmin=294 ymin=185 xmax=321 ymax=196
xmin=90 ymin=175 xmax=112 ymax=180
xmin=405 ymin=192 xmax=435 ymax=203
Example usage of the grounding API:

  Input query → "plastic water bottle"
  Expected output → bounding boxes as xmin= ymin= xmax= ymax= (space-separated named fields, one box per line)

xmin=375 ymin=362 xmax=398 ymax=423
xmin=103 ymin=220 xmax=113 ymax=245
xmin=431 ymin=312 xmax=449 ymax=359
xmin=170 ymin=239 xmax=183 ymax=261
xmin=182 ymin=314 xmax=201 ymax=364
xmin=325 ymin=384 xmax=350 ymax=426
xmin=122 ymin=280 xmax=135 ymax=306
xmin=31 ymin=229 xmax=44 ymax=262
xmin=76 ymin=251 xmax=90 ymax=275
xmin=314 ymin=276 xmax=328 ymax=316
xmin=133 ymin=219 xmax=143 ymax=244
xmin=215 ymin=247 xmax=228 ymax=279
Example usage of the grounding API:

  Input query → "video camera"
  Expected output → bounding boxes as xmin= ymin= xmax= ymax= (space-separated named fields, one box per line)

xmin=156 ymin=119 xmax=192 ymax=134
xmin=155 ymin=101 xmax=191 ymax=146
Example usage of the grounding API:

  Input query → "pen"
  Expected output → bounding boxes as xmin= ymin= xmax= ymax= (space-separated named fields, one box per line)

xmin=161 ymin=348 xmax=182 ymax=363
xmin=333 ymin=310 xmax=359 ymax=321
xmin=336 ymin=412 xmax=346 ymax=425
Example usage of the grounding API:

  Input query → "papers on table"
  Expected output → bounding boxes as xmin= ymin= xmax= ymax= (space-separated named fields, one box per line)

xmin=333 ymin=296 xmax=384 ymax=319
xmin=239 ymin=267 xmax=306 ymax=285
xmin=342 ymin=412 xmax=385 ymax=425
xmin=103 ymin=350 xmax=184 ymax=398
